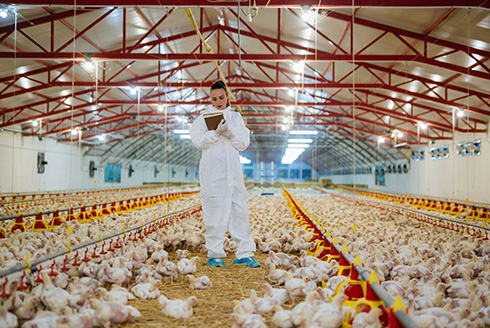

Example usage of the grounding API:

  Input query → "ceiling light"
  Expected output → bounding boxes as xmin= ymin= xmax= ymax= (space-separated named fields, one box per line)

xmin=291 ymin=60 xmax=304 ymax=73
xmin=180 ymin=134 xmax=191 ymax=139
xmin=130 ymin=87 xmax=138 ymax=95
xmin=282 ymin=117 xmax=289 ymax=124
xmin=173 ymin=129 xmax=189 ymax=134
xmin=456 ymin=109 xmax=465 ymax=118
xmin=288 ymin=88 xmax=295 ymax=96
xmin=289 ymin=130 xmax=318 ymax=135
xmin=285 ymin=106 xmax=293 ymax=112
xmin=71 ymin=129 xmax=78 ymax=135
xmin=378 ymin=136 xmax=385 ymax=143
xmin=0 ymin=9 xmax=8 ymax=19
xmin=31 ymin=120 xmax=39 ymax=127
xmin=91 ymin=105 xmax=97 ymax=110
xmin=153 ymin=86 xmax=159 ymax=91
xmin=288 ymin=138 xmax=313 ymax=143
xmin=397 ymin=131 xmax=404 ymax=138
xmin=158 ymin=104 xmax=165 ymax=112
xmin=82 ymin=60 xmax=94 ymax=71
xmin=288 ymin=143 xmax=310 ymax=148
xmin=419 ymin=122 xmax=427 ymax=129
xmin=281 ymin=148 xmax=305 ymax=165
xmin=281 ymin=125 xmax=287 ymax=131
xmin=176 ymin=117 xmax=183 ymax=122
xmin=97 ymin=134 xmax=105 ymax=141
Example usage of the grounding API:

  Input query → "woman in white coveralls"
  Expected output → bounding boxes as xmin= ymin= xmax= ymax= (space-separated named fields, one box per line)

xmin=189 ymin=80 xmax=259 ymax=268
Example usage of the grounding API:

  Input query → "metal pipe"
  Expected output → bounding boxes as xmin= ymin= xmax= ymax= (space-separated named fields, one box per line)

xmin=284 ymin=188 xmax=420 ymax=328
xmin=0 ymin=203 xmax=201 ymax=278
xmin=0 ymin=188 xmax=199 ymax=222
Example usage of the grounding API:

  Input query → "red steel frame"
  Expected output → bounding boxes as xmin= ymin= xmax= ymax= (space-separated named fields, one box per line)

xmin=0 ymin=5 xmax=488 ymax=154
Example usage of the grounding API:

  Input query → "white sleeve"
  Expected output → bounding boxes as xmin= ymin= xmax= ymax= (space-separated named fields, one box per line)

xmin=189 ymin=115 xmax=219 ymax=150
xmin=229 ymin=113 xmax=250 ymax=151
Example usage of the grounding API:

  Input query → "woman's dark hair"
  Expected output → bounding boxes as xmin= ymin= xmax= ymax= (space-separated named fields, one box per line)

xmin=210 ymin=80 xmax=230 ymax=107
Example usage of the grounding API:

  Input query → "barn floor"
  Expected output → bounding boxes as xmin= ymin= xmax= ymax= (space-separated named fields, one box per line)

xmin=121 ymin=251 xmax=275 ymax=327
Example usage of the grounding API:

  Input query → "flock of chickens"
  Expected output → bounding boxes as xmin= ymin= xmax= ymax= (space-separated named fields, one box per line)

xmin=0 ymin=187 xmax=488 ymax=328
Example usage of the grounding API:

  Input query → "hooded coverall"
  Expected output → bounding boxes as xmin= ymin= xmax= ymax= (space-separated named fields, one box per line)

xmin=189 ymin=106 xmax=256 ymax=259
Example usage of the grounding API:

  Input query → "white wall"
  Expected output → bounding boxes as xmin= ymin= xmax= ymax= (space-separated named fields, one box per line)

xmin=329 ymin=132 xmax=490 ymax=203
xmin=0 ymin=130 xmax=198 ymax=193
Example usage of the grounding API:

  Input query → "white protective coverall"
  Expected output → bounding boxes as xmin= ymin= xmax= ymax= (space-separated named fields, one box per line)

xmin=189 ymin=106 xmax=256 ymax=259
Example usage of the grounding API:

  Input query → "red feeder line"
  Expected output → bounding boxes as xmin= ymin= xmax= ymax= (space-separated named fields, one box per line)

xmin=18 ymin=271 xmax=29 ymax=290
xmin=48 ymin=260 xmax=58 ymax=277
xmin=0 ymin=278 xmax=11 ymax=298
xmin=72 ymin=251 xmax=81 ymax=266
xmin=99 ymin=242 xmax=107 ymax=255
xmin=33 ymin=266 xmax=43 ymax=283
xmin=60 ymin=256 xmax=70 ymax=272
xmin=81 ymin=248 xmax=91 ymax=262
xmin=91 ymin=244 xmax=99 ymax=258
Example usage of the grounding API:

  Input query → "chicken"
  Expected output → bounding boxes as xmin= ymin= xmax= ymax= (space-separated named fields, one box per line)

xmin=40 ymin=271 xmax=76 ymax=311
xmin=155 ymin=258 xmax=179 ymax=281
xmin=268 ymin=264 xmax=289 ymax=285
xmin=56 ymin=313 xmax=92 ymax=328
xmin=229 ymin=313 xmax=267 ymax=328
xmin=285 ymin=272 xmax=307 ymax=302
xmin=310 ymin=293 xmax=348 ymax=328
xmin=14 ymin=294 xmax=40 ymax=320
xmin=90 ymin=298 xmax=142 ymax=326
xmin=177 ymin=256 xmax=199 ymax=275
xmin=263 ymin=282 xmax=289 ymax=304
xmin=271 ymin=305 xmax=295 ymax=328
xmin=352 ymin=307 xmax=383 ymax=328
xmin=158 ymin=294 xmax=197 ymax=319
xmin=176 ymin=249 xmax=190 ymax=259
xmin=249 ymin=289 xmax=280 ymax=313
xmin=188 ymin=275 xmax=213 ymax=290
xmin=0 ymin=306 xmax=17 ymax=328
xmin=101 ymin=263 xmax=132 ymax=285
xmin=108 ymin=285 xmax=135 ymax=304
xmin=130 ymin=280 xmax=162 ymax=299
xmin=291 ymin=290 xmax=322 ymax=326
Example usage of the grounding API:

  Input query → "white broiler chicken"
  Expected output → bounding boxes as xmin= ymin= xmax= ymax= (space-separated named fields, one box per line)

xmin=155 ymin=258 xmax=179 ymax=281
xmin=176 ymin=249 xmax=190 ymax=259
xmin=130 ymin=280 xmax=162 ymax=299
xmin=188 ymin=275 xmax=213 ymax=290
xmin=158 ymin=294 xmax=198 ymax=319
xmin=263 ymin=283 xmax=289 ymax=305
xmin=108 ymin=284 xmax=135 ymax=304
xmin=291 ymin=290 xmax=323 ymax=327
xmin=271 ymin=305 xmax=295 ymax=328
xmin=40 ymin=271 xmax=76 ymax=311
xmin=14 ymin=294 xmax=40 ymax=320
xmin=249 ymin=289 xmax=280 ymax=313
xmin=310 ymin=293 xmax=348 ymax=328
xmin=268 ymin=264 xmax=289 ymax=285
xmin=229 ymin=313 xmax=267 ymax=328
xmin=177 ymin=256 xmax=199 ymax=275
xmin=351 ymin=307 xmax=383 ymax=328
xmin=233 ymin=298 xmax=255 ymax=315
xmin=285 ymin=272 xmax=307 ymax=303
xmin=90 ymin=298 xmax=142 ymax=326
xmin=0 ymin=306 xmax=17 ymax=328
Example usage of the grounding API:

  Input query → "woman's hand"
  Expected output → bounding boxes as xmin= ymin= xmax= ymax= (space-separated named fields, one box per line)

xmin=215 ymin=119 xmax=228 ymax=136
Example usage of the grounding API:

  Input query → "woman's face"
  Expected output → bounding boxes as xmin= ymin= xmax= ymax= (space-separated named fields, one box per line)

xmin=210 ymin=88 xmax=228 ymax=110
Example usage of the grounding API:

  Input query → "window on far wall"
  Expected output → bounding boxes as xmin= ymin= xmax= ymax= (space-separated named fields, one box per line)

xmin=302 ymin=169 xmax=312 ymax=180
xmin=279 ymin=169 xmax=288 ymax=179
xmin=290 ymin=169 xmax=300 ymax=179
xmin=104 ymin=163 xmax=121 ymax=183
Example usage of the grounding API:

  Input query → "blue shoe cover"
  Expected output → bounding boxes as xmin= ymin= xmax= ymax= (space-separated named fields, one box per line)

xmin=207 ymin=258 xmax=225 ymax=267
xmin=232 ymin=257 xmax=261 ymax=268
